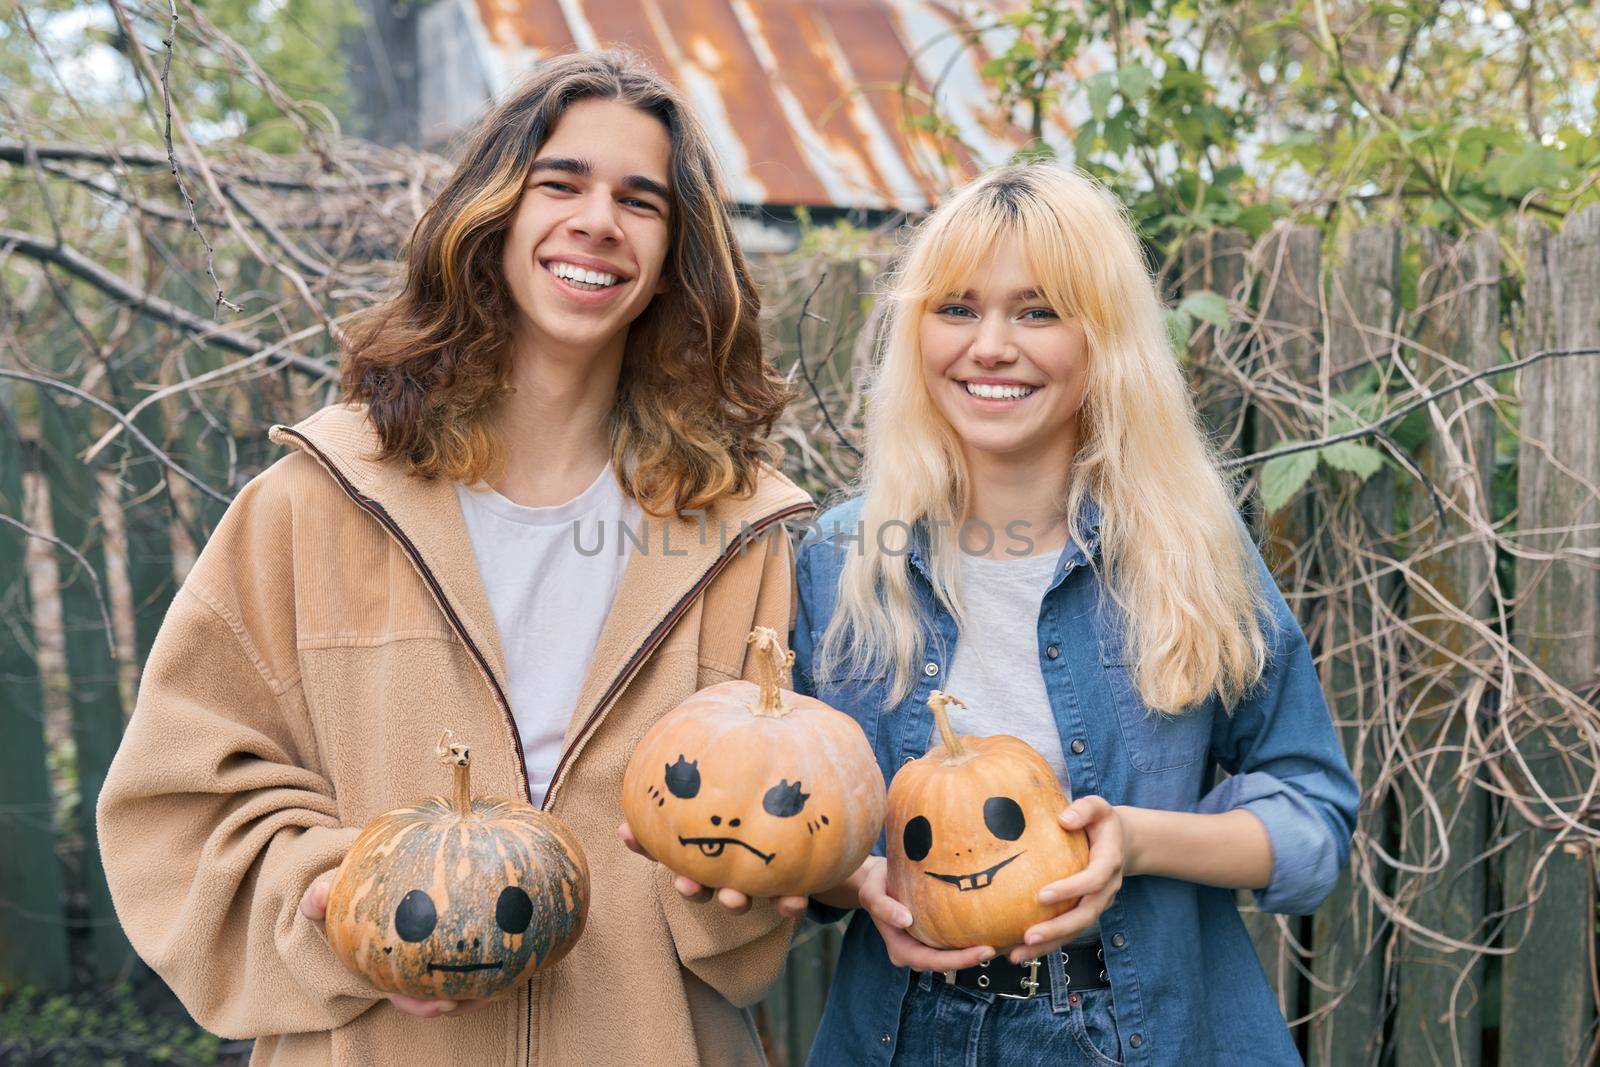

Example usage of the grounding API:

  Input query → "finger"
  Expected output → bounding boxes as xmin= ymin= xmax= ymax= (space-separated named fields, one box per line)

xmin=617 ymin=822 xmax=653 ymax=861
xmin=715 ymin=887 xmax=752 ymax=914
xmin=880 ymin=925 xmax=993 ymax=972
xmin=674 ymin=875 xmax=714 ymax=903
xmin=299 ymin=872 xmax=333 ymax=922
xmin=775 ymin=894 xmax=810 ymax=919
xmin=389 ymin=995 xmax=457 ymax=1018
xmin=1038 ymin=865 xmax=1115 ymax=905
xmin=861 ymin=889 xmax=913 ymax=929
xmin=1058 ymin=795 xmax=1111 ymax=830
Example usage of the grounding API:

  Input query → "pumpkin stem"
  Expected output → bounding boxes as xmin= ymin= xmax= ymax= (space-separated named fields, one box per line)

xmin=747 ymin=627 xmax=794 ymax=718
xmin=436 ymin=730 xmax=473 ymax=817
xmin=927 ymin=691 xmax=968 ymax=760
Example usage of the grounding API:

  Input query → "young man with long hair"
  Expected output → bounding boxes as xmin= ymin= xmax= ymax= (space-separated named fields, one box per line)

xmin=99 ymin=51 xmax=812 ymax=1065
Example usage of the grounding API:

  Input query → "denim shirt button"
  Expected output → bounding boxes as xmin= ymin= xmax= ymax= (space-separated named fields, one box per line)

xmin=879 ymin=1034 xmax=892 ymax=1046
xmin=1070 ymin=739 xmax=1086 ymax=755
xmin=1129 ymin=1034 xmax=1144 ymax=1048
xmin=902 ymin=755 xmax=916 ymax=766
xmin=923 ymin=661 xmax=939 ymax=677
xmin=1111 ymin=933 xmax=1126 ymax=948
xmin=1045 ymin=643 xmax=1060 ymax=659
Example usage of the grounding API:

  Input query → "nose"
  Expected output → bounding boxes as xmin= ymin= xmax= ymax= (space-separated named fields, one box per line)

xmin=969 ymin=317 xmax=1016 ymax=368
xmin=567 ymin=189 xmax=623 ymax=243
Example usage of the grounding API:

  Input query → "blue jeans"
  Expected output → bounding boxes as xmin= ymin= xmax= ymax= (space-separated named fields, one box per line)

xmin=888 ymin=962 xmax=1124 ymax=1067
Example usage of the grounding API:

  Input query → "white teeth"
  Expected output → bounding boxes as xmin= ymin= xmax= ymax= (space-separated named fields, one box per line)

xmin=549 ymin=262 xmax=619 ymax=287
xmin=964 ymin=382 xmax=1035 ymax=400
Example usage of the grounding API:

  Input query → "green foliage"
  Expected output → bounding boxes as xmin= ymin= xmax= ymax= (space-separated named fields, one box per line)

xmin=3 ymin=0 xmax=362 ymax=153
xmin=914 ymin=0 xmax=1598 ymax=260
xmin=0 ymin=983 xmax=227 ymax=1066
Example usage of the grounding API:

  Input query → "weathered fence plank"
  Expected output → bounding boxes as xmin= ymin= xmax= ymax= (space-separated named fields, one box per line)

xmin=1502 ymin=207 xmax=1600 ymax=1063
xmin=0 ymin=403 xmax=73 ymax=993
xmin=1246 ymin=225 xmax=1323 ymax=1023
xmin=1307 ymin=225 xmax=1401 ymax=1067
xmin=1182 ymin=228 xmax=1250 ymax=448
xmin=1390 ymin=228 xmax=1500 ymax=1067
xmin=36 ymin=390 xmax=134 ymax=981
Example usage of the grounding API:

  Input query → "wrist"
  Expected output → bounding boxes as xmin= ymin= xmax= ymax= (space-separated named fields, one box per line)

xmin=1115 ymin=805 xmax=1144 ymax=877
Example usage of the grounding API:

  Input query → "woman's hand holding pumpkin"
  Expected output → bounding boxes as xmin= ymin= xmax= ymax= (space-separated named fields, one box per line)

xmin=617 ymin=820 xmax=811 ymax=919
xmin=299 ymin=871 xmax=490 ymax=1018
xmin=1010 ymin=795 xmax=1127 ymax=965
xmin=853 ymin=856 xmax=994 ymax=972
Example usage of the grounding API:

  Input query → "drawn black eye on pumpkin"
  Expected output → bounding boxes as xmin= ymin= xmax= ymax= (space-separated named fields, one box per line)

xmin=496 ymin=886 xmax=534 ymax=935
xmin=983 ymin=796 xmax=1026 ymax=841
xmin=903 ymin=815 xmax=933 ymax=862
xmin=664 ymin=755 xmax=701 ymax=799
xmin=763 ymin=779 xmax=810 ymax=817
xmin=395 ymin=889 xmax=437 ymax=942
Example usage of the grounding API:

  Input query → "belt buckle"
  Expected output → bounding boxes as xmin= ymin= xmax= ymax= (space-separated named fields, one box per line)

xmin=996 ymin=958 xmax=1041 ymax=1000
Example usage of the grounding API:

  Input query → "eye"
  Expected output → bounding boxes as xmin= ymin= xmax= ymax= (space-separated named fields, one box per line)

xmin=665 ymin=755 xmax=700 ymax=799
xmin=1020 ymin=307 xmax=1059 ymax=321
xmin=903 ymin=816 xmax=933 ymax=862
xmin=762 ymin=779 xmax=810 ymax=817
xmin=538 ymin=180 xmax=579 ymax=193
xmin=621 ymin=197 xmax=660 ymax=213
xmin=496 ymin=886 xmax=534 ymax=934
xmin=395 ymin=889 xmax=437 ymax=942
xmin=983 ymin=796 xmax=1026 ymax=841
xmin=935 ymin=304 xmax=976 ymax=318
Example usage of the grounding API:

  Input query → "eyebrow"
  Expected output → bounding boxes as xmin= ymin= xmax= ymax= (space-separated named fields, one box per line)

xmin=947 ymin=287 xmax=1045 ymax=301
xmin=530 ymin=157 xmax=671 ymax=203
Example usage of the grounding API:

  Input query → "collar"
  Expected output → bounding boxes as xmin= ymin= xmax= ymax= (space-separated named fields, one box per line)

xmin=907 ymin=494 xmax=1104 ymax=580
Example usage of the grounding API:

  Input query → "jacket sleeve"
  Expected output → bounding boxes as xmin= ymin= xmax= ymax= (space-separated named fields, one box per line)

xmin=657 ymin=521 xmax=804 ymax=1007
xmin=1197 ymin=538 xmax=1361 ymax=916
xmin=96 ymin=479 xmax=377 ymax=1038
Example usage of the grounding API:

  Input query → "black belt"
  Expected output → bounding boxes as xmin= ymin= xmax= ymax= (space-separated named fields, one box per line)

xmin=935 ymin=941 xmax=1109 ymax=1000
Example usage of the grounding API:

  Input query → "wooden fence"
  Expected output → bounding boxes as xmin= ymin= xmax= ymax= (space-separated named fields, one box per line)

xmin=5 ymin=210 xmax=1600 ymax=1065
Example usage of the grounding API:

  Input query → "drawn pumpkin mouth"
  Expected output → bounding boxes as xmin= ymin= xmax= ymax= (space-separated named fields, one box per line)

xmin=678 ymin=835 xmax=775 ymax=864
xmin=427 ymin=961 xmax=504 ymax=973
xmin=926 ymin=852 xmax=1024 ymax=891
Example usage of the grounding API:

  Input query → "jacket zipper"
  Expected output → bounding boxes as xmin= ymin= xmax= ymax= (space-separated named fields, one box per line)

xmin=540 ymin=499 xmax=816 ymax=812
xmin=274 ymin=427 xmax=534 ymax=803
xmin=278 ymin=426 xmax=812 ymax=1066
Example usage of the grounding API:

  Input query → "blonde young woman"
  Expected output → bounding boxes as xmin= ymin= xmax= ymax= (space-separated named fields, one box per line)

xmin=789 ymin=165 xmax=1359 ymax=1065
xmin=97 ymin=51 xmax=810 ymax=1066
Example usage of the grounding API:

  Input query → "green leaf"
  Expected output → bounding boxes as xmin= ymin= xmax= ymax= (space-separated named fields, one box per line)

xmin=1117 ymin=64 xmax=1157 ymax=101
xmin=1178 ymin=291 xmax=1230 ymax=328
xmin=1086 ymin=71 xmax=1117 ymax=120
xmin=1318 ymin=441 xmax=1385 ymax=480
xmin=1260 ymin=449 xmax=1318 ymax=513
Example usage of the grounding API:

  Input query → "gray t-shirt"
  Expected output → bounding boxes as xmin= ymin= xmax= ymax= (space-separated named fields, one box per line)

xmin=934 ymin=550 xmax=1071 ymax=791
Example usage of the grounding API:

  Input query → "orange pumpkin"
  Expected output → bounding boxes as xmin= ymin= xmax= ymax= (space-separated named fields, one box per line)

xmin=621 ymin=627 xmax=885 ymax=897
xmin=887 ymin=691 xmax=1090 ymax=950
xmin=325 ymin=732 xmax=590 ymax=1000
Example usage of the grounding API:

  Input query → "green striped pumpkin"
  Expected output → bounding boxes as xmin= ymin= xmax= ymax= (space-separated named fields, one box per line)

xmin=325 ymin=733 xmax=589 ymax=1000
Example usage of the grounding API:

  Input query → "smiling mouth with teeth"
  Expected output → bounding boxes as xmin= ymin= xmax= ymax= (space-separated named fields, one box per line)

xmin=678 ymin=835 xmax=775 ymax=864
xmin=963 ymin=381 xmax=1038 ymax=400
xmin=925 ymin=851 xmax=1024 ymax=891
xmin=545 ymin=260 xmax=625 ymax=291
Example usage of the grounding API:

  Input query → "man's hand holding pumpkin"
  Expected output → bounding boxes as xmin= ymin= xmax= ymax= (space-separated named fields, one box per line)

xmin=299 ymin=871 xmax=491 ymax=1018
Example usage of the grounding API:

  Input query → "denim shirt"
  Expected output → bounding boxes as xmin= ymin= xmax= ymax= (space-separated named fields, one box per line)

xmin=791 ymin=497 xmax=1359 ymax=1066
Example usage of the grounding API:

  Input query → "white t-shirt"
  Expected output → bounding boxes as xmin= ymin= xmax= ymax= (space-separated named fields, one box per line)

xmin=455 ymin=466 xmax=641 ymax=806
xmin=936 ymin=549 xmax=1072 ymax=788
xmin=939 ymin=548 xmax=1099 ymax=938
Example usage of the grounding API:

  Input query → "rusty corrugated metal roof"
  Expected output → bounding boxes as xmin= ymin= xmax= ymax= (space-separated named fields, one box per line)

xmin=466 ymin=0 xmax=1093 ymax=210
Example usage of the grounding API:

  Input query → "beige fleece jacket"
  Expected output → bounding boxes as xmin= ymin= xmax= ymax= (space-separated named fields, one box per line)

xmin=96 ymin=404 xmax=815 ymax=1066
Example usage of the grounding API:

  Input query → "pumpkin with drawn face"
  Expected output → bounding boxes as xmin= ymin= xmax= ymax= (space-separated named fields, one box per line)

xmin=325 ymin=733 xmax=589 ymax=1000
xmin=621 ymin=628 xmax=885 ymax=897
xmin=887 ymin=691 xmax=1091 ymax=950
